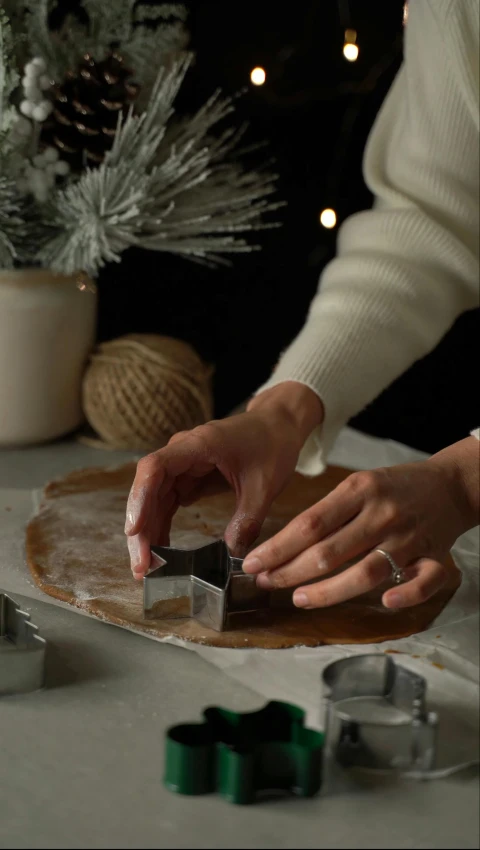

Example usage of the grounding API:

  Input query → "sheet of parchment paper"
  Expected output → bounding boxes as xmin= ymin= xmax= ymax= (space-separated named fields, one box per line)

xmin=1 ymin=427 xmax=478 ymax=774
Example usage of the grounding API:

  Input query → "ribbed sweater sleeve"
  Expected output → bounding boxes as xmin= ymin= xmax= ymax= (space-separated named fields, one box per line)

xmin=256 ymin=0 xmax=480 ymax=474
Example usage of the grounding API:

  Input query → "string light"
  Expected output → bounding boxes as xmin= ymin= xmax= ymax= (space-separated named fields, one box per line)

xmin=343 ymin=43 xmax=359 ymax=61
xmin=343 ymin=28 xmax=359 ymax=62
xmin=320 ymin=208 xmax=337 ymax=229
xmin=250 ymin=67 xmax=266 ymax=86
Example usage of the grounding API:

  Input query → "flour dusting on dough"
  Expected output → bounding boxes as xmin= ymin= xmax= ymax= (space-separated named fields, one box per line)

xmin=31 ymin=490 xmax=230 ymax=612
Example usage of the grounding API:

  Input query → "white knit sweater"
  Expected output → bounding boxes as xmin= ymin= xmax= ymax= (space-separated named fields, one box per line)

xmin=258 ymin=0 xmax=480 ymax=473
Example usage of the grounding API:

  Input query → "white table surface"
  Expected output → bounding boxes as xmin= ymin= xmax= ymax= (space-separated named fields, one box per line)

xmin=0 ymin=429 xmax=478 ymax=849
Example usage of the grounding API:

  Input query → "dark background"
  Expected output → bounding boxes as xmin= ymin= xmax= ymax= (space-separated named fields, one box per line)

xmin=70 ymin=1 xmax=480 ymax=452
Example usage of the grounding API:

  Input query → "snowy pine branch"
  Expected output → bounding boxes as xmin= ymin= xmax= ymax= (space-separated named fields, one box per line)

xmin=38 ymin=60 xmax=282 ymax=277
xmin=0 ymin=175 xmax=26 ymax=267
xmin=0 ymin=7 xmax=21 ymax=147
xmin=1 ymin=4 xmax=282 ymax=275
xmin=1 ymin=1 xmax=188 ymax=86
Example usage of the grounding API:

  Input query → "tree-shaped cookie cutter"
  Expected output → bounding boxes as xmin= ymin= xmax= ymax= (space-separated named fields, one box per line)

xmin=321 ymin=655 xmax=438 ymax=783
xmin=143 ymin=540 xmax=270 ymax=631
xmin=164 ymin=700 xmax=324 ymax=804
xmin=0 ymin=593 xmax=47 ymax=695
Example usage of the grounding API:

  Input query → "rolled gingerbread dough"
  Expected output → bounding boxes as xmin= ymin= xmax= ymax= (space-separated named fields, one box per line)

xmin=25 ymin=463 xmax=461 ymax=649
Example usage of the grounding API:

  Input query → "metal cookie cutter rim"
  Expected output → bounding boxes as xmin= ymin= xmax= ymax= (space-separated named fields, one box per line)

xmin=143 ymin=539 xmax=270 ymax=632
xmin=0 ymin=593 xmax=47 ymax=696
xmin=321 ymin=654 xmax=437 ymax=778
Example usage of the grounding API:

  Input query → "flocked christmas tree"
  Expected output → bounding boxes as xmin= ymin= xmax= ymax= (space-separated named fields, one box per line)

xmin=0 ymin=1 xmax=282 ymax=276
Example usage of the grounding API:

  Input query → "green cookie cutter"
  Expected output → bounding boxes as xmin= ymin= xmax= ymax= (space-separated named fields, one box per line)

xmin=164 ymin=700 xmax=324 ymax=805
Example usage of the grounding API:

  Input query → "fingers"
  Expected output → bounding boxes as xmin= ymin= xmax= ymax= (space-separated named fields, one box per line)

xmin=151 ymin=489 xmax=178 ymax=548
xmin=224 ymin=473 xmax=271 ymax=558
xmin=174 ymin=469 xmax=228 ymax=506
xmin=129 ymin=486 xmax=180 ymax=578
xmin=128 ymin=533 xmax=153 ymax=580
xmin=254 ymin=513 xmax=381 ymax=590
xmin=125 ymin=434 xmax=216 ymax=537
xmin=125 ymin=453 xmax=164 ymax=536
xmin=290 ymin=551 xmax=447 ymax=610
xmin=125 ymin=434 xmax=215 ymax=576
xmin=243 ymin=478 xmax=364 ymax=575
xmin=382 ymin=558 xmax=448 ymax=609
xmin=291 ymin=550 xmax=392 ymax=608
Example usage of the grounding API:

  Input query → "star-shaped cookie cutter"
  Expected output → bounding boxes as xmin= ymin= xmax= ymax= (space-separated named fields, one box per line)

xmin=143 ymin=539 xmax=270 ymax=631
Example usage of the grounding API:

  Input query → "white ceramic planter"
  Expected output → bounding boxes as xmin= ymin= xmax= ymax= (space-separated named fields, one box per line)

xmin=0 ymin=269 xmax=97 ymax=446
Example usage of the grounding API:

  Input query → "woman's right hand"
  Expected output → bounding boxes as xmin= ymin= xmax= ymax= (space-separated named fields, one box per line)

xmin=125 ymin=382 xmax=324 ymax=578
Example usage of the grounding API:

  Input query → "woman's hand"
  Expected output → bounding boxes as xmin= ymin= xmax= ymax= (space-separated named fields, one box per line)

xmin=243 ymin=436 xmax=479 ymax=610
xmin=125 ymin=383 xmax=324 ymax=579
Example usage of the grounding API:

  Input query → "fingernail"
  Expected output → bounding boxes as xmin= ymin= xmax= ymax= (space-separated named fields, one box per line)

xmin=384 ymin=592 xmax=402 ymax=609
xmin=293 ymin=591 xmax=309 ymax=608
xmin=125 ymin=487 xmax=147 ymax=534
xmin=127 ymin=536 xmax=141 ymax=570
xmin=243 ymin=556 xmax=262 ymax=574
xmin=256 ymin=573 xmax=273 ymax=589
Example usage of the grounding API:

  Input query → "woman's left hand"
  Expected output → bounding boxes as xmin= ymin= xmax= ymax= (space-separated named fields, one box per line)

xmin=242 ymin=437 xmax=479 ymax=610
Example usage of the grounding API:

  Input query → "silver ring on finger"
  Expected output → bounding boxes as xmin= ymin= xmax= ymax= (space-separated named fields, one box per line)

xmin=374 ymin=548 xmax=405 ymax=585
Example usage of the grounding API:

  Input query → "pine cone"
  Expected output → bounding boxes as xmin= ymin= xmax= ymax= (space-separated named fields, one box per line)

xmin=41 ymin=53 xmax=139 ymax=172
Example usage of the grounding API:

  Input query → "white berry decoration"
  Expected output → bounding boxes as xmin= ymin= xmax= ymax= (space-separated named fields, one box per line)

xmin=32 ymin=101 xmax=53 ymax=123
xmin=43 ymin=147 xmax=59 ymax=164
xmin=20 ymin=58 xmax=53 ymax=122
xmin=20 ymin=100 xmax=35 ymax=118
xmin=24 ymin=62 xmax=39 ymax=79
xmin=12 ymin=117 xmax=32 ymax=138
xmin=31 ymin=57 xmax=47 ymax=73
xmin=33 ymin=152 xmax=47 ymax=168
xmin=22 ymin=74 xmax=40 ymax=92
xmin=39 ymin=74 xmax=52 ymax=91
xmin=54 ymin=160 xmax=71 ymax=177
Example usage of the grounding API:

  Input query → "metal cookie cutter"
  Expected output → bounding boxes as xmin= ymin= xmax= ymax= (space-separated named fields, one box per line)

xmin=0 ymin=593 xmax=47 ymax=696
xmin=143 ymin=539 xmax=270 ymax=631
xmin=321 ymin=655 xmax=437 ymax=785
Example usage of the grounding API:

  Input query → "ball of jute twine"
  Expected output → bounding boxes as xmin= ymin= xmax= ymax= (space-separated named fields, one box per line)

xmin=81 ymin=333 xmax=213 ymax=451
